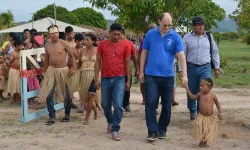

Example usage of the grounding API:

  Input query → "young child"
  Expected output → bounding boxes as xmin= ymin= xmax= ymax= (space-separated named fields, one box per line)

xmin=0 ymin=52 xmax=7 ymax=99
xmin=184 ymin=78 xmax=222 ymax=147
xmin=6 ymin=39 xmax=23 ymax=105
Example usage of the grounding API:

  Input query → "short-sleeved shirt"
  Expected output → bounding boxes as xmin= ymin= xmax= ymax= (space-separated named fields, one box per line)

xmin=143 ymin=27 xmax=184 ymax=77
xmin=97 ymin=40 xmax=131 ymax=77
xmin=122 ymin=39 xmax=136 ymax=56
xmin=138 ymin=39 xmax=143 ymax=54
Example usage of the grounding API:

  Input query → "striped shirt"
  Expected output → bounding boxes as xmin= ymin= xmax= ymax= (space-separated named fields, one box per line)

xmin=179 ymin=32 xmax=220 ymax=71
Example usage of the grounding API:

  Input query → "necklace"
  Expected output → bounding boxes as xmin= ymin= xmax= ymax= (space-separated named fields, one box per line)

xmin=109 ymin=40 xmax=120 ymax=57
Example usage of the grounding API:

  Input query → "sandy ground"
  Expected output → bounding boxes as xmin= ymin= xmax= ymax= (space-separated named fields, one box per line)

xmin=0 ymin=87 xmax=250 ymax=150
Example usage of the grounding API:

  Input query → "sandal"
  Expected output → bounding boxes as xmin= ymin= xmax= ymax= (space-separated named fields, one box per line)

xmin=46 ymin=120 xmax=55 ymax=125
xmin=61 ymin=117 xmax=70 ymax=122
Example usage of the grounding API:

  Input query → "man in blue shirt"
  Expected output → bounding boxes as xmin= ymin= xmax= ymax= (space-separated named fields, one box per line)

xmin=139 ymin=13 xmax=188 ymax=141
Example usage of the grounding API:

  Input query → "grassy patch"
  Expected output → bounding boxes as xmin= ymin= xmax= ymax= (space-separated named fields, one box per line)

xmin=176 ymin=40 xmax=250 ymax=88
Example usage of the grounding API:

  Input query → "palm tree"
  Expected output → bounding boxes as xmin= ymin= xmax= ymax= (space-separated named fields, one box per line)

xmin=0 ymin=10 xmax=14 ymax=29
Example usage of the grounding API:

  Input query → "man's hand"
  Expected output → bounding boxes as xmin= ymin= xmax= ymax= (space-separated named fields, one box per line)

xmin=95 ymin=79 xmax=100 ymax=90
xmin=218 ymin=113 xmax=223 ymax=120
xmin=139 ymin=72 xmax=144 ymax=83
xmin=214 ymin=69 xmax=220 ymax=79
xmin=134 ymin=70 xmax=139 ymax=77
xmin=179 ymin=71 xmax=183 ymax=81
xmin=125 ymin=81 xmax=130 ymax=91
xmin=181 ymin=75 xmax=188 ymax=87
xmin=183 ymin=82 xmax=188 ymax=89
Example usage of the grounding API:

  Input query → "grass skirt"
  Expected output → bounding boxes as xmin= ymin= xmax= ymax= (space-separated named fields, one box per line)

xmin=7 ymin=68 xmax=20 ymax=94
xmin=0 ymin=76 xmax=6 ymax=90
xmin=78 ymin=69 xmax=94 ymax=104
xmin=71 ymin=69 xmax=80 ymax=92
xmin=193 ymin=114 xmax=218 ymax=142
xmin=40 ymin=66 xmax=71 ymax=103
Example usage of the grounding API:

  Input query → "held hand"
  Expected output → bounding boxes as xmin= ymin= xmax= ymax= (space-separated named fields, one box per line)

xmin=95 ymin=79 xmax=100 ymax=90
xmin=134 ymin=70 xmax=139 ymax=77
xmin=183 ymin=82 xmax=188 ymax=89
xmin=69 ymin=68 xmax=76 ymax=76
xmin=181 ymin=76 xmax=188 ymax=87
xmin=179 ymin=71 xmax=183 ymax=81
xmin=125 ymin=82 xmax=131 ymax=91
xmin=218 ymin=113 xmax=223 ymax=120
xmin=139 ymin=73 xmax=144 ymax=83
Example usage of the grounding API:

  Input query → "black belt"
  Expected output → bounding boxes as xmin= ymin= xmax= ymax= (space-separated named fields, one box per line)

xmin=187 ymin=62 xmax=210 ymax=67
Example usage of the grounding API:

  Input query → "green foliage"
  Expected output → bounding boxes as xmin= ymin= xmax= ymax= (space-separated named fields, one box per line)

xmin=213 ymin=32 xmax=240 ymax=41
xmin=34 ymin=4 xmax=79 ymax=25
xmin=219 ymin=53 xmax=229 ymax=68
xmin=229 ymin=0 xmax=250 ymax=32
xmin=72 ymin=7 xmax=107 ymax=29
xmin=85 ymin=0 xmax=226 ymax=33
xmin=0 ymin=10 xmax=14 ymax=29
xmin=242 ymin=33 xmax=250 ymax=45
xmin=175 ymin=40 xmax=250 ymax=88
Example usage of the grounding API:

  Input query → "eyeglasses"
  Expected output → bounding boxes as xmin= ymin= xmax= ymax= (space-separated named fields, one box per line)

xmin=162 ymin=24 xmax=172 ymax=28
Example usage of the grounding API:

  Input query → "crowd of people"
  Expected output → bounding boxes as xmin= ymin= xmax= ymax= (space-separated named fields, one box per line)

xmin=0 ymin=12 xmax=223 ymax=147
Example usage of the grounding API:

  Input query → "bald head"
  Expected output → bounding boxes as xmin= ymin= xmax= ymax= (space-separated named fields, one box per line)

xmin=158 ymin=12 xmax=173 ymax=33
xmin=159 ymin=13 xmax=172 ymax=22
xmin=148 ymin=23 xmax=157 ymax=30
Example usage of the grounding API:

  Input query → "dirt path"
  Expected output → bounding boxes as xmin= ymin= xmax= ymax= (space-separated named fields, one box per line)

xmin=0 ymin=87 xmax=250 ymax=150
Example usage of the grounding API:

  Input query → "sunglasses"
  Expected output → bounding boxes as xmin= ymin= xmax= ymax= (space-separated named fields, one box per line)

xmin=162 ymin=24 xmax=172 ymax=28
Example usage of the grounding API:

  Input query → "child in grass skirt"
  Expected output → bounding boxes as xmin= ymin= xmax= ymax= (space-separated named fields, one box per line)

xmin=184 ymin=78 xmax=223 ymax=147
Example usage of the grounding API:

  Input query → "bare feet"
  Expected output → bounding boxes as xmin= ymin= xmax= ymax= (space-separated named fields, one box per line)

xmin=83 ymin=119 xmax=89 ymax=125
xmin=203 ymin=141 xmax=208 ymax=147
xmin=199 ymin=141 xmax=209 ymax=147
xmin=199 ymin=141 xmax=203 ymax=147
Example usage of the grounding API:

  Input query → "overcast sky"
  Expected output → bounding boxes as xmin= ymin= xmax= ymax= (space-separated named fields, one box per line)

xmin=0 ymin=0 xmax=238 ymax=22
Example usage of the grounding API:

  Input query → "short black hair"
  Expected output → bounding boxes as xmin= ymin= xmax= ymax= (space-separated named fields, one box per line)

xmin=121 ymin=27 xmax=125 ymax=35
xmin=110 ymin=23 xmax=123 ymax=32
xmin=74 ymin=33 xmax=84 ymax=41
xmin=9 ymin=32 xmax=16 ymax=38
xmin=47 ymin=25 xmax=58 ymax=31
xmin=14 ymin=38 xmax=23 ymax=47
xmin=202 ymin=78 xmax=213 ymax=88
xmin=65 ymin=26 xmax=74 ymax=33
xmin=30 ymin=28 xmax=37 ymax=35
xmin=23 ymin=29 xmax=29 ymax=33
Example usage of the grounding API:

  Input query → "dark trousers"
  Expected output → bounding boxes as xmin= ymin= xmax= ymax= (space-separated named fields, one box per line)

xmin=123 ymin=74 xmax=132 ymax=108
xmin=144 ymin=75 xmax=174 ymax=134
xmin=47 ymin=82 xmax=72 ymax=119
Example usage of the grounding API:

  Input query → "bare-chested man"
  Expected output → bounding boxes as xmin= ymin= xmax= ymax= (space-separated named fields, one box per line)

xmin=40 ymin=25 xmax=76 ymax=125
xmin=65 ymin=26 xmax=78 ymax=109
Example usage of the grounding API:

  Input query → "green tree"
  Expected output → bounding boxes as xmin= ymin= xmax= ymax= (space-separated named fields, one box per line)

xmin=230 ymin=0 xmax=250 ymax=44
xmin=34 ymin=4 xmax=79 ymax=25
xmin=72 ymin=7 xmax=107 ymax=29
xmin=229 ymin=0 xmax=250 ymax=31
xmin=0 ymin=10 xmax=15 ymax=29
xmin=85 ymin=0 xmax=225 ymax=33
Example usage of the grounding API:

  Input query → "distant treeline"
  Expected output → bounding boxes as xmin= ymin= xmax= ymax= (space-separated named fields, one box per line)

xmin=213 ymin=32 xmax=250 ymax=45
